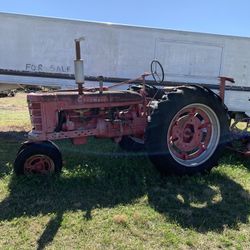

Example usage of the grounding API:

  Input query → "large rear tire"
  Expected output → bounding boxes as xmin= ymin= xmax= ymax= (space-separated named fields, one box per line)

xmin=118 ymin=136 xmax=145 ymax=152
xmin=145 ymin=85 xmax=230 ymax=176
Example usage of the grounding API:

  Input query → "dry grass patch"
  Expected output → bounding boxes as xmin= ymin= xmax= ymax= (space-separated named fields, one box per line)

xmin=0 ymin=93 xmax=31 ymax=131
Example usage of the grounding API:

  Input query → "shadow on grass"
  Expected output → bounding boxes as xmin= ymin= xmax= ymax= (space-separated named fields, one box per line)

xmin=0 ymin=131 xmax=27 ymax=177
xmin=147 ymin=171 xmax=250 ymax=232
xmin=221 ymin=149 xmax=250 ymax=171
xmin=0 ymin=133 xmax=250 ymax=249
xmin=0 ymin=135 xmax=153 ymax=249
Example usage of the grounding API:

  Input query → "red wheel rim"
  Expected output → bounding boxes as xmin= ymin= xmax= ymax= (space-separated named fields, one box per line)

xmin=167 ymin=104 xmax=220 ymax=166
xmin=24 ymin=154 xmax=55 ymax=174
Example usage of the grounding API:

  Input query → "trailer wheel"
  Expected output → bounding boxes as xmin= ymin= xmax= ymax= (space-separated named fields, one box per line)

xmin=145 ymin=85 xmax=230 ymax=175
xmin=119 ymin=136 xmax=145 ymax=152
xmin=14 ymin=142 xmax=62 ymax=175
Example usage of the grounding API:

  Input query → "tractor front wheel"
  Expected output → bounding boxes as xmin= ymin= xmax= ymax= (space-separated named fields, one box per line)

xmin=14 ymin=142 xmax=62 ymax=175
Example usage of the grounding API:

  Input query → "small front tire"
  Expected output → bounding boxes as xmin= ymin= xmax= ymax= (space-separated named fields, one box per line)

xmin=14 ymin=142 xmax=62 ymax=175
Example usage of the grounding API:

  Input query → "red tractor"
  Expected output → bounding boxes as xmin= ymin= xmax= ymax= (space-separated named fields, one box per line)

xmin=14 ymin=38 xmax=234 ymax=176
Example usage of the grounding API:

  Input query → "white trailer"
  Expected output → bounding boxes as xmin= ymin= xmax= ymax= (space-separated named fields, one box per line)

xmin=0 ymin=12 xmax=250 ymax=116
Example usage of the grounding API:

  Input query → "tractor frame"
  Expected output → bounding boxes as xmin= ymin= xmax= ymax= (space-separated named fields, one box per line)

xmin=14 ymin=38 xmax=250 ymax=176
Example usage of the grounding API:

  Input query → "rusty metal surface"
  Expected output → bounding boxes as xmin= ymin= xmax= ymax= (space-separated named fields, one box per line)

xmin=27 ymin=88 xmax=147 ymax=143
xmin=218 ymin=76 xmax=235 ymax=102
xmin=27 ymin=90 xmax=143 ymax=104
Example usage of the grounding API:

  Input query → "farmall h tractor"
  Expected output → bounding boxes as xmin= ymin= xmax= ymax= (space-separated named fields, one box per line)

xmin=14 ymin=38 xmax=238 ymax=176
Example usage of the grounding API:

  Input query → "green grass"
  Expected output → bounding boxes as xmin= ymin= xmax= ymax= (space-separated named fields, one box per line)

xmin=0 ymin=93 xmax=31 ymax=131
xmin=0 ymin=94 xmax=250 ymax=249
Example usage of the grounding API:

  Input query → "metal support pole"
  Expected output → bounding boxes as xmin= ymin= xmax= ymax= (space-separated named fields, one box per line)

xmin=218 ymin=76 xmax=235 ymax=102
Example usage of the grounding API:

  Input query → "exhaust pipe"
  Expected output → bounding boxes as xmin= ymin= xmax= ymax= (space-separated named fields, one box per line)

xmin=74 ymin=37 xmax=85 ymax=95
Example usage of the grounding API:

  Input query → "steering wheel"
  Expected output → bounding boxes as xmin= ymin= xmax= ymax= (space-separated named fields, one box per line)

xmin=150 ymin=60 xmax=165 ymax=84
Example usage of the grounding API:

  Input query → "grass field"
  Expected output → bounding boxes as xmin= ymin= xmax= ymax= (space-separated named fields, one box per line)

xmin=0 ymin=93 xmax=250 ymax=249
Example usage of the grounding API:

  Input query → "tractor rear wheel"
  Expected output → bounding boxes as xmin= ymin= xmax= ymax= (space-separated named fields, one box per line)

xmin=145 ymin=85 xmax=230 ymax=176
xmin=119 ymin=136 xmax=145 ymax=152
xmin=14 ymin=141 xmax=62 ymax=175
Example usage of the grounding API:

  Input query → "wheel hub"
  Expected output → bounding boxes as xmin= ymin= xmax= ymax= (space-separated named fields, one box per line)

xmin=183 ymin=124 xmax=195 ymax=143
xmin=24 ymin=154 xmax=55 ymax=174
xmin=168 ymin=106 xmax=215 ymax=162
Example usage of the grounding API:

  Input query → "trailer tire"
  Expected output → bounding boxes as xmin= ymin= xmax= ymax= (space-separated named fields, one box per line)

xmin=145 ymin=85 xmax=230 ymax=176
xmin=14 ymin=142 xmax=62 ymax=175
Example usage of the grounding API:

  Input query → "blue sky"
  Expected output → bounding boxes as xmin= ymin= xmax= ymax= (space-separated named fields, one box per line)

xmin=1 ymin=0 xmax=250 ymax=37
